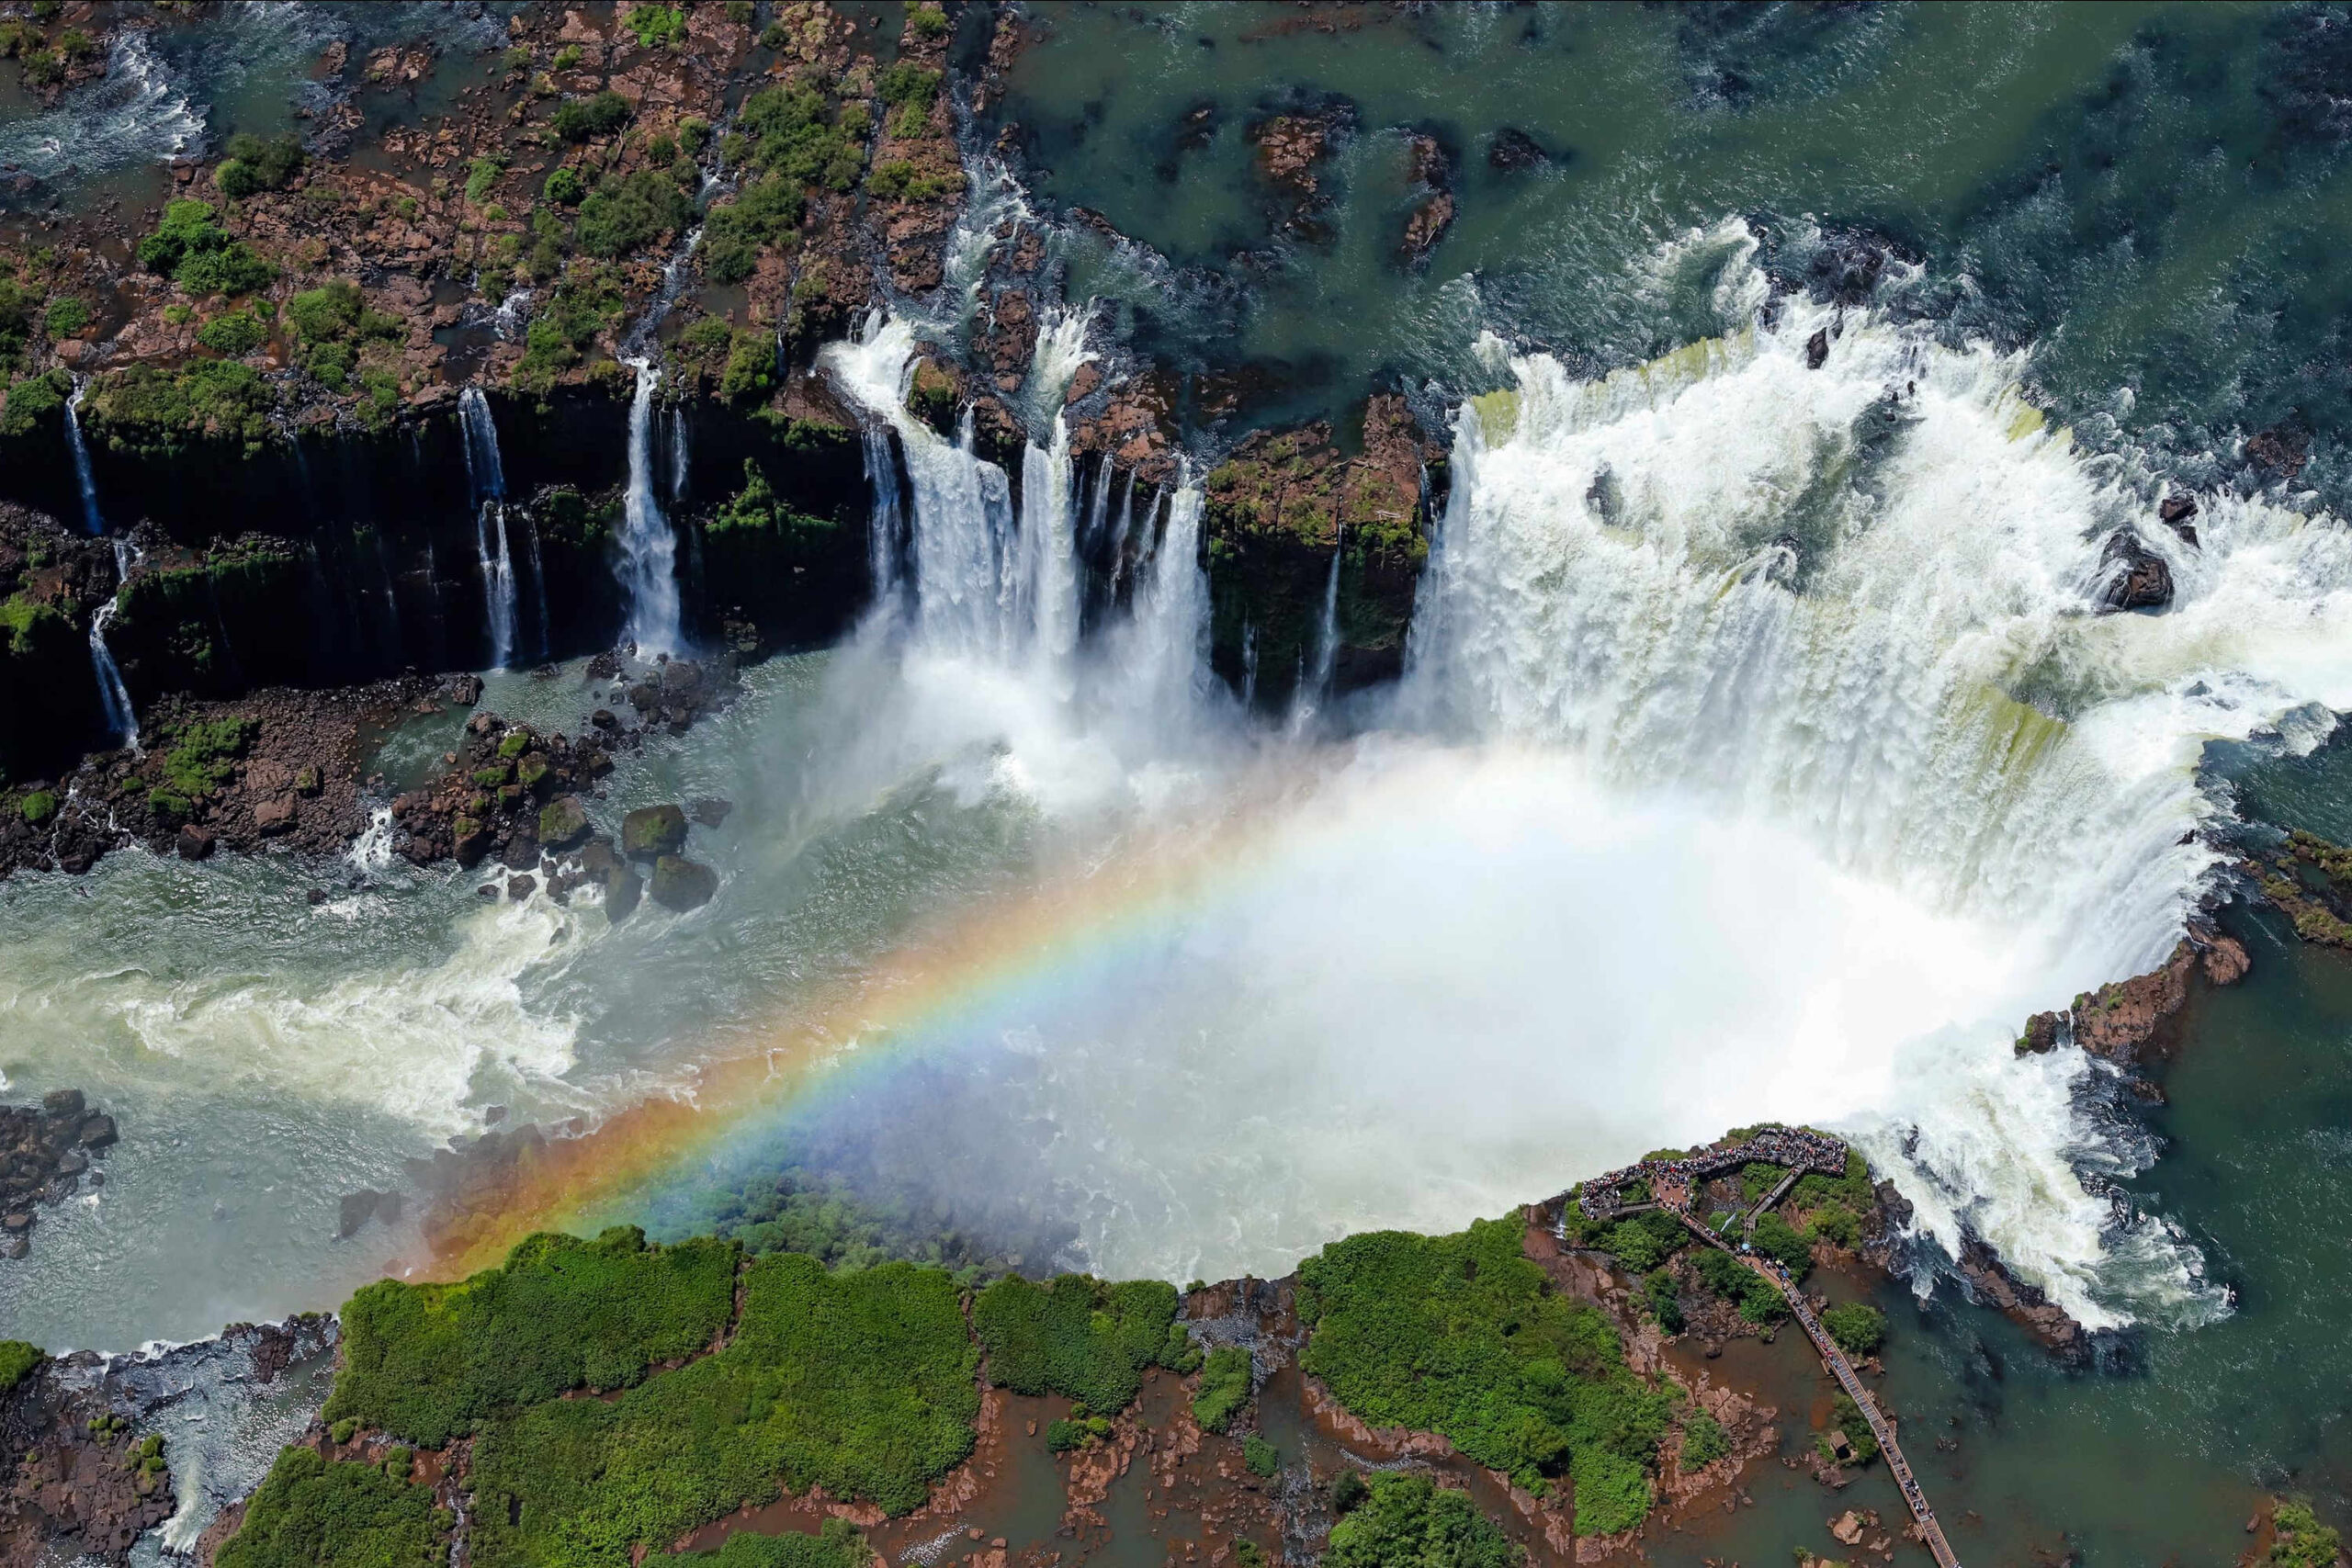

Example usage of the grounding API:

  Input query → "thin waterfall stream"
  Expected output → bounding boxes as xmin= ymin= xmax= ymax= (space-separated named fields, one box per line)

xmin=458 ymin=387 xmax=519 ymax=670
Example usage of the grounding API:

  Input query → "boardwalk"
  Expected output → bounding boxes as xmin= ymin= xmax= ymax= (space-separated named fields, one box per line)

xmin=1569 ymin=1129 xmax=1963 ymax=1568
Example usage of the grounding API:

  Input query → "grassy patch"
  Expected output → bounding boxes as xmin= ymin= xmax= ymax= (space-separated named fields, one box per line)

xmin=159 ymin=715 xmax=260 ymax=802
xmin=467 ymin=1254 xmax=978 ymax=1564
xmin=1296 ymin=1217 xmax=1670 ymax=1534
xmin=1191 ymin=1345 xmax=1250 ymax=1434
xmin=1679 ymin=1409 xmax=1729 ymax=1471
xmin=0 ymin=1339 xmax=41 ymax=1391
xmin=2272 ymin=1500 xmax=2345 ymax=1568
xmin=674 ymin=1519 xmax=870 ymax=1568
xmin=1820 ymin=1302 xmax=1886 ymax=1357
xmin=972 ymin=1273 xmax=1197 ymax=1414
xmin=1325 ymin=1472 xmax=1520 ymax=1568
xmin=323 ymin=1225 xmax=738 ymax=1449
xmin=214 ymin=1446 xmax=447 ymax=1568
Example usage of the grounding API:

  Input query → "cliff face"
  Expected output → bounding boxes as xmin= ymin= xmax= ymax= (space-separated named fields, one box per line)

xmin=0 ymin=0 xmax=1439 ymax=796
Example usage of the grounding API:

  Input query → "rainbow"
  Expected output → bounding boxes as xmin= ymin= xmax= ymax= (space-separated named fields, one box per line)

xmin=418 ymin=784 xmax=1300 ymax=1275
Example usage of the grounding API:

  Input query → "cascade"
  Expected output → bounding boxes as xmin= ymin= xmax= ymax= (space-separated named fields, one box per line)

xmin=90 ymin=539 xmax=138 ymax=750
xmin=63 ymin=379 xmax=103 ymax=535
xmin=616 ymin=358 xmax=683 ymax=657
xmin=1291 ymin=527 xmax=1344 ymax=730
xmin=520 ymin=511 xmax=550 ymax=660
xmin=669 ymin=405 xmax=691 ymax=504
xmin=458 ymin=387 xmax=518 ymax=669
xmin=862 ymin=426 xmax=905 ymax=605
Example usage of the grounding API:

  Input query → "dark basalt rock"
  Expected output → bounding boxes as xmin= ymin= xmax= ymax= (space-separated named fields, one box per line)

xmin=649 ymin=854 xmax=718 ymax=912
xmin=2158 ymin=493 xmax=2199 ymax=547
xmin=2246 ymin=426 xmax=2309 ymax=480
xmin=2096 ymin=528 xmax=2173 ymax=612
xmin=1487 ymin=126 xmax=1551 ymax=171
xmin=620 ymin=803 xmax=688 ymax=861
xmin=0 ymin=1091 xmax=120 ymax=1258
xmin=1806 ymin=327 xmax=1830 ymax=369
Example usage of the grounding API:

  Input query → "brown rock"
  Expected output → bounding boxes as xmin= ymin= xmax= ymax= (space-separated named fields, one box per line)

xmin=2097 ymin=528 xmax=2174 ymax=612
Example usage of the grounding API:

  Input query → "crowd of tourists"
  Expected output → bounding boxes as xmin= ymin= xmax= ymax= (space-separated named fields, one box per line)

xmin=1576 ymin=1124 xmax=1848 ymax=1221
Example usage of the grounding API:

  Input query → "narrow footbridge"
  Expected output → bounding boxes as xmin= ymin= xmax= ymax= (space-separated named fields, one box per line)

xmin=1567 ymin=1128 xmax=1963 ymax=1568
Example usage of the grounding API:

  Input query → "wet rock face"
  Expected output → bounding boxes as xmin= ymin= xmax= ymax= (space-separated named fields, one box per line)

xmin=1486 ymin=126 xmax=1552 ymax=171
xmin=0 ymin=1090 xmax=120 ymax=1259
xmin=1248 ymin=107 xmax=1353 ymax=241
xmin=2096 ymin=528 xmax=2174 ymax=613
xmin=1953 ymin=1235 xmax=2090 ymax=1363
xmin=1398 ymin=133 xmax=1456 ymax=269
xmin=649 ymin=852 xmax=719 ymax=911
xmin=622 ymin=802 xmax=689 ymax=861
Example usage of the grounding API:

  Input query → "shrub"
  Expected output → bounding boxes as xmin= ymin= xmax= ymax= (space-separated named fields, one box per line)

xmin=2273 ymin=1501 xmax=2346 ymax=1568
xmin=673 ymin=1518 xmax=871 ymax=1568
xmin=1602 ymin=1210 xmax=1683 ymax=1274
xmin=322 ymin=1225 xmax=739 ymax=1448
xmin=1792 ymin=1150 xmax=1876 ymax=1215
xmin=1821 ymin=1394 xmax=1878 ymax=1465
xmin=1820 ymin=1303 xmax=1886 ymax=1357
xmin=1044 ymin=1417 xmax=1089 ymax=1454
xmin=213 ymin=1446 xmax=441 ymax=1568
xmin=876 ymin=62 xmax=940 ymax=112
xmin=0 ymin=1340 xmax=41 ymax=1391
xmin=552 ymin=43 xmax=582 ymax=71
xmin=700 ymin=175 xmax=803 ymax=282
xmin=972 ymin=1273 xmax=1195 ymax=1415
xmin=197 ymin=310 xmax=268 ymax=356
xmin=907 ymin=3 xmax=947 ymax=39
xmin=466 ymin=1254 xmax=979 ymax=1562
xmin=19 ymin=789 xmax=56 ymax=824
xmin=466 ymin=156 xmax=503 ymax=204
xmin=1805 ymin=1201 xmax=1860 ymax=1248
xmin=138 ymin=198 xmax=230 ymax=275
xmin=1191 ymin=1345 xmax=1250 ymax=1434
xmin=542 ymin=165 xmax=586 ymax=206
xmin=214 ymin=132 xmax=303 ymax=198
xmin=177 ymin=242 xmax=274 ymax=299
xmin=1325 ymin=1473 xmax=1519 ymax=1568
xmin=160 ymin=716 xmax=259 ymax=801
xmin=678 ymin=115 xmax=711 ymax=153
xmin=865 ymin=161 xmax=961 ymax=203
xmin=1296 ymin=1217 xmax=1669 ymax=1530
xmin=329 ymin=1417 xmax=358 ymax=1445
xmin=1241 ymin=1435 xmax=1278 ymax=1477
xmin=738 ymin=83 xmax=863 ymax=191
xmin=1679 ymin=1409 xmax=1729 ymax=1471
xmin=627 ymin=5 xmax=688 ymax=49
xmin=0 ymin=368 xmax=66 ymax=436
xmin=1736 ymin=1287 xmax=1788 ymax=1326
xmin=1750 ymin=1213 xmax=1813 ymax=1276
xmin=575 ymin=167 xmax=695 ymax=258
xmin=1643 ymin=1269 xmax=1683 ymax=1334
xmin=1330 ymin=1468 xmax=1368 ymax=1515
xmin=42 ymin=295 xmax=87 ymax=337
xmin=551 ymin=89 xmax=631 ymax=142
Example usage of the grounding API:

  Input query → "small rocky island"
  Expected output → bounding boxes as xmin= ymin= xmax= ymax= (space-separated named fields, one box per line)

xmin=1 ymin=1089 xmax=118 ymax=1259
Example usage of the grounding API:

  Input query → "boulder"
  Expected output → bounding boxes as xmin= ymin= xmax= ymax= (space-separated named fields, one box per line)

xmin=176 ymin=825 xmax=214 ymax=861
xmin=501 ymin=828 xmax=541 ymax=872
xmin=449 ymin=673 xmax=484 ymax=705
xmin=537 ymin=795 xmax=592 ymax=850
xmin=2096 ymin=529 xmax=2173 ymax=612
xmin=603 ymin=863 xmax=643 ymax=922
xmin=253 ymin=797 xmax=298 ymax=835
xmin=41 ymin=1089 xmax=85 ymax=1120
xmin=507 ymin=874 xmax=537 ymax=901
xmin=451 ymin=816 xmax=491 ymax=868
xmin=1487 ymin=126 xmax=1549 ymax=171
xmin=688 ymin=796 xmax=733 ymax=829
xmin=1806 ymin=328 xmax=1829 ymax=369
xmin=649 ymin=854 xmax=718 ymax=912
xmin=621 ymin=803 xmax=688 ymax=860
xmin=2158 ymin=493 xmax=2199 ymax=547
xmin=78 ymin=1115 xmax=117 ymax=1149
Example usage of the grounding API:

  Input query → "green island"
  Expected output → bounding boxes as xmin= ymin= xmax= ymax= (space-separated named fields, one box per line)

xmin=218 ymin=1200 xmax=1698 ymax=1565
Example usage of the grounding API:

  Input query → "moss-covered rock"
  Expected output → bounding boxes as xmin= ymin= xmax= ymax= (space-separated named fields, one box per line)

xmin=649 ymin=852 xmax=718 ymax=912
xmin=620 ymin=802 xmax=686 ymax=860
xmin=537 ymin=795 xmax=590 ymax=850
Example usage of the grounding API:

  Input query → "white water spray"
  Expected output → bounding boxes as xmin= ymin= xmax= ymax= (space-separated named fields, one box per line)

xmin=616 ymin=359 xmax=683 ymax=657
xmin=458 ymin=388 xmax=518 ymax=669
xmin=91 ymin=542 xmax=138 ymax=752
xmin=64 ymin=379 xmax=104 ymax=536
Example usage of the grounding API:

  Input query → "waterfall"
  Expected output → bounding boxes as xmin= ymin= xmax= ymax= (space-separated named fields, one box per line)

xmin=520 ymin=510 xmax=550 ymax=660
xmin=616 ymin=358 xmax=683 ymax=657
xmin=91 ymin=540 xmax=138 ymax=750
xmin=863 ymin=426 xmax=905 ymax=605
xmin=458 ymin=387 xmax=518 ymax=669
xmin=668 ymin=405 xmax=690 ymax=504
xmin=1292 ymin=527 xmax=1344 ymax=730
xmin=64 ymin=379 xmax=103 ymax=536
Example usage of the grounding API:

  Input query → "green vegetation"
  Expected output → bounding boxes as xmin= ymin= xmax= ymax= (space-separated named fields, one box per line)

xmin=466 ymin=156 xmax=504 ymax=204
xmin=324 ymin=1226 xmax=738 ymax=1449
xmin=0 ymin=592 xmax=61 ymax=658
xmin=1324 ymin=1473 xmax=1520 ymax=1568
xmin=1642 ymin=1269 xmax=1683 ymax=1334
xmin=19 ymin=789 xmax=56 ymax=825
xmin=138 ymin=199 xmax=273 ymax=298
xmin=282 ymin=280 xmax=402 ymax=393
xmin=551 ymin=90 xmax=631 ymax=142
xmin=673 ymin=1519 xmax=870 ymax=1568
xmin=684 ymin=1156 xmax=1022 ymax=1282
xmin=1241 ymin=1435 xmax=1278 ymax=1477
xmin=1600 ymin=1210 xmax=1685 ymax=1273
xmin=973 ymin=1273 xmax=1196 ymax=1414
xmin=542 ymin=166 xmax=586 ymax=206
xmin=907 ymin=3 xmax=948 ymax=39
xmin=737 ymin=83 xmax=864 ymax=192
xmin=2271 ymin=1501 xmax=2345 ymax=1568
xmin=467 ymin=1254 xmax=978 ymax=1563
xmin=197 ymin=310 xmax=269 ymax=356
xmin=514 ymin=267 xmax=624 ymax=391
xmin=42 ymin=295 xmax=87 ymax=337
xmin=1679 ymin=1409 xmax=1729 ymax=1471
xmin=0 ymin=1340 xmax=41 ymax=1391
xmin=85 ymin=361 xmax=277 ymax=454
xmin=701 ymin=175 xmax=804 ymax=282
xmin=213 ymin=1446 xmax=444 ymax=1568
xmin=1191 ymin=1345 xmax=1251 ymax=1434
xmin=865 ymin=160 xmax=960 ymax=203
xmin=1046 ymin=1413 xmax=1109 ymax=1453
xmin=1748 ymin=1213 xmax=1813 ymax=1276
xmin=575 ymin=167 xmax=696 ymax=258
xmin=1296 ymin=1217 xmax=1672 ymax=1534
xmin=0 ymin=367 xmax=67 ymax=435
xmin=1819 ymin=1394 xmax=1878 ymax=1466
xmin=626 ymin=5 xmax=688 ymax=49
xmin=1820 ymin=1303 xmax=1886 ymax=1357
xmin=876 ymin=62 xmax=941 ymax=141
xmin=159 ymin=716 xmax=259 ymax=803
xmin=214 ymin=132 xmax=304 ymax=199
